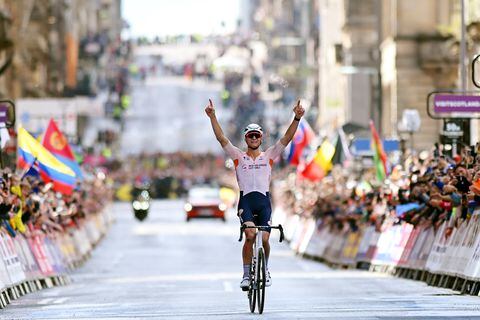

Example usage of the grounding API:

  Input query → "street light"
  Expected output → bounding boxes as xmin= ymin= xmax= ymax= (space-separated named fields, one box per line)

xmin=398 ymin=109 xmax=421 ymax=154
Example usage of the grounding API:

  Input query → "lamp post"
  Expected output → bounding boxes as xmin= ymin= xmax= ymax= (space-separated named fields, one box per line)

xmin=398 ymin=109 xmax=421 ymax=156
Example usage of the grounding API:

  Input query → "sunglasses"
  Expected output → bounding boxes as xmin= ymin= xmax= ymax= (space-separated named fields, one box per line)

xmin=246 ymin=133 xmax=262 ymax=139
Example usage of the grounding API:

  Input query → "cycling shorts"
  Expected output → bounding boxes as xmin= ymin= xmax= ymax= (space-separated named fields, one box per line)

xmin=238 ymin=191 xmax=272 ymax=233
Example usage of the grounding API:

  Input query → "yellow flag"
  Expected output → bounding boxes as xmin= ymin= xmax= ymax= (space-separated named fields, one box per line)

xmin=313 ymin=140 xmax=335 ymax=172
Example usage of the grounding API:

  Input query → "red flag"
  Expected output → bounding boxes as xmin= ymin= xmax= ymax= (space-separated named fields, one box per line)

xmin=299 ymin=160 xmax=324 ymax=182
xmin=42 ymin=119 xmax=82 ymax=179
xmin=287 ymin=120 xmax=315 ymax=166
xmin=42 ymin=119 xmax=74 ymax=159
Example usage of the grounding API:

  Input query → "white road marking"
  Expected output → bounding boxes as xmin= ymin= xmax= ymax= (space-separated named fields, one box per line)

xmin=37 ymin=297 xmax=69 ymax=305
xmin=104 ymin=270 xmax=388 ymax=284
xmin=53 ymin=297 xmax=69 ymax=304
xmin=37 ymin=298 xmax=54 ymax=305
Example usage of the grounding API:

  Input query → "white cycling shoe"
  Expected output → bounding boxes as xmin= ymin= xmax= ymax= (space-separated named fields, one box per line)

xmin=265 ymin=271 xmax=272 ymax=287
xmin=240 ymin=277 xmax=250 ymax=291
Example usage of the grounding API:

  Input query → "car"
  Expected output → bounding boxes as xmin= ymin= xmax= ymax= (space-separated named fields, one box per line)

xmin=184 ymin=186 xmax=227 ymax=222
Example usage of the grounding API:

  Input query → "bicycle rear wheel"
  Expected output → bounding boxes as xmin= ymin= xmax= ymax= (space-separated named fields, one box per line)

xmin=248 ymin=262 xmax=256 ymax=313
xmin=257 ymin=248 xmax=266 ymax=314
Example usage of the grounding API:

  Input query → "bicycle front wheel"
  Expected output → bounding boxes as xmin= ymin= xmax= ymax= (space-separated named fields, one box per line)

xmin=257 ymin=248 xmax=266 ymax=314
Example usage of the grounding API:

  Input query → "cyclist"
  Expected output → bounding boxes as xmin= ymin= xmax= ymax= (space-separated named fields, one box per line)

xmin=205 ymin=98 xmax=305 ymax=290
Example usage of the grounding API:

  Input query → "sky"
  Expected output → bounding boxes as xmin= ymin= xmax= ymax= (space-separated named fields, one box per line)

xmin=122 ymin=0 xmax=241 ymax=38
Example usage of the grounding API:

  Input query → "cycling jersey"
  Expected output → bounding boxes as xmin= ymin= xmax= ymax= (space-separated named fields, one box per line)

xmin=223 ymin=140 xmax=286 ymax=196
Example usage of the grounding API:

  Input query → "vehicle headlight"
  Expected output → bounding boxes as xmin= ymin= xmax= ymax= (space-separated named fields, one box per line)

xmin=132 ymin=201 xmax=141 ymax=210
xmin=184 ymin=203 xmax=193 ymax=212
xmin=141 ymin=202 xmax=150 ymax=210
xmin=218 ymin=203 xmax=227 ymax=211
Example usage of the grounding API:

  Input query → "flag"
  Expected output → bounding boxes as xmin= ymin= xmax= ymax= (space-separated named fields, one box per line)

xmin=17 ymin=127 xmax=76 ymax=195
xmin=42 ymin=119 xmax=83 ymax=179
xmin=287 ymin=120 xmax=315 ymax=166
xmin=300 ymin=140 xmax=335 ymax=182
xmin=369 ymin=120 xmax=388 ymax=182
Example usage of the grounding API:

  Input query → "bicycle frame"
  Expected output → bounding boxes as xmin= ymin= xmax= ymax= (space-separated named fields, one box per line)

xmin=238 ymin=224 xmax=284 ymax=314
xmin=252 ymin=228 xmax=264 ymax=290
xmin=238 ymin=225 xmax=285 ymax=286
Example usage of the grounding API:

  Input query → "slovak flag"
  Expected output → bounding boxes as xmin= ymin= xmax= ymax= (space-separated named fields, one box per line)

xmin=287 ymin=120 xmax=315 ymax=166
xmin=42 ymin=119 xmax=83 ymax=180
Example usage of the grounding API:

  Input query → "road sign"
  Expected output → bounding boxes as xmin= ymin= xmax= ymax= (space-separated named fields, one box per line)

xmin=434 ymin=94 xmax=480 ymax=113
xmin=427 ymin=91 xmax=480 ymax=119
xmin=442 ymin=120 xmax=464 ymax=138
xmin=0 ymin=105 xmax=8 ymax=123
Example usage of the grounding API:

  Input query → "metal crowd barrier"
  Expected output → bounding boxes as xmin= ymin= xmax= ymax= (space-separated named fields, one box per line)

xmin=273 ymin=207 xmax=480 ymax=296
xmin=0 ymin=207 xmax=114 ymax=308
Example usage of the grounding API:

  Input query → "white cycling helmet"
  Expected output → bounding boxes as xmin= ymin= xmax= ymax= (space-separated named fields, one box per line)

xmin=244 ymin=123 xmax=263 ymax=136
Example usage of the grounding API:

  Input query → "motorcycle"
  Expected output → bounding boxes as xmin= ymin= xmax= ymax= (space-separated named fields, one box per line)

xmin=132 ymin=189 xmax=150 ymax=221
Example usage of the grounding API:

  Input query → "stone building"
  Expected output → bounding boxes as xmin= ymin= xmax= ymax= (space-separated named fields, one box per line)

xmin=0 ymin=0 xmax=123 ymax=100
xmin=317 ymin=0 xmax=480 ymax=150
xmin=247 ymin=0 xmax=320 ymax=126
xmin=380 ymin=0 xmax=463 ymax=150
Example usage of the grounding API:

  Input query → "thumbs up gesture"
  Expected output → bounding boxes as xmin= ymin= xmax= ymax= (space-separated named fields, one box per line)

xmin=205 ymin=99 xmax=215 ymax=119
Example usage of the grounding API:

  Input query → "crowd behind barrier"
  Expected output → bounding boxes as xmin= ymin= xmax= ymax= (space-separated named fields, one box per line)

xmin=273 ymin=144 xmax=480 ymax=296
xmin=0 ymin=167 xmax=114 ymax=309
xmin=114 ymin=152 xmax=236 ymax=200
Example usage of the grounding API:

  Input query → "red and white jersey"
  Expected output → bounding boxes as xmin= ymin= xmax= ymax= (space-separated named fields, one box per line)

xmin=223 ymin=141 xmax=286 ymax=196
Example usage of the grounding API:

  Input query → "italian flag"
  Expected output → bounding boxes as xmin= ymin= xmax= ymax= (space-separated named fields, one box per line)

xmin=369 ymin=120 xmax=388 ymax=182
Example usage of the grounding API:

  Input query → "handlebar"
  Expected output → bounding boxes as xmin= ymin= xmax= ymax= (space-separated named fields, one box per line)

xmin=238 ymin=224 xmax=285 ymax=243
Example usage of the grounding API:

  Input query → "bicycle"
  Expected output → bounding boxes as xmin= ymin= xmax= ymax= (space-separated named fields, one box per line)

xmin=238 ymin=224 xmax=284 ymax=314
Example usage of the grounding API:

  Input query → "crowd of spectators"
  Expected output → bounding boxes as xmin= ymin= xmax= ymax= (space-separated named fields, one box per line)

xmin=113 ymin=152 xmax=236 ymax=199
xmin=0 ymin=167 xmax=113 ymax=239
xmin=274 ymin=143 xmax=480 ymax=237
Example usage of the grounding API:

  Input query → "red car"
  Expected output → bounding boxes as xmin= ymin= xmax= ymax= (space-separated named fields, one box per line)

xmin=184 ymin=186 xmax=227 ymax=222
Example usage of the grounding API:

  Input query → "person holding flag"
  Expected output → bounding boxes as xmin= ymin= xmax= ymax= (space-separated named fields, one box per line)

xmin=205 ymin=98 xmax=305 ymax=290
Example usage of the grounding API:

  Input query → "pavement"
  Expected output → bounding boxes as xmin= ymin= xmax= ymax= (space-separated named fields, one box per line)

xmin=4 ymin=200 xmax=480 ymax=319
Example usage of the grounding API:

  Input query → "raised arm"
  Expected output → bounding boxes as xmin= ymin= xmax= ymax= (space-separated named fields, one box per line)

xmin=205 ymin=99 xmax=229 ymax=147
xmin=280 ymin=100 xmax=306 ymax=146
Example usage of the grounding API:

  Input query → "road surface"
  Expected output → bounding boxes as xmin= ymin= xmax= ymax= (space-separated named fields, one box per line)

xmin=4 ymin=200 xmax=480 ymax=319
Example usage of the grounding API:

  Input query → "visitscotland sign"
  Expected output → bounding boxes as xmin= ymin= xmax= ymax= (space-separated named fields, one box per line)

xmin=434 ymin=94 xmax=480 ymax=113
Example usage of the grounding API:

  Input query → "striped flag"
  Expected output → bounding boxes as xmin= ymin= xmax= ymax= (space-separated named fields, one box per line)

xmin=17 ymin=127 xmax=76 ymax=195
xmin=369 ymin=120 xmax=388 ymax=182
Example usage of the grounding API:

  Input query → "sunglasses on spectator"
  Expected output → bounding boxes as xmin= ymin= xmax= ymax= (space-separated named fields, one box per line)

xmin=246 ymin=133 xmax=262 ymax=139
